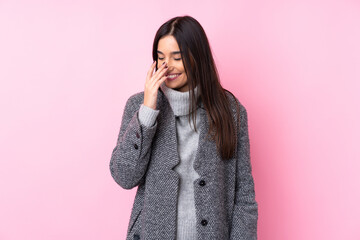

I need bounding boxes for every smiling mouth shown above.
[166,73,182,80]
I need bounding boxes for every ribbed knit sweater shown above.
[137,81,201,239]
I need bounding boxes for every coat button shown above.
[136,132,140,138]
[199,180,206,186]
[201,219,208,226]
[134,144,138,149]
[133,234,140,240]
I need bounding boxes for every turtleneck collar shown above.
[159,81,201,116]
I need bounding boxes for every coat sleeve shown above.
[109,96,159,190]
[229,103,259,240]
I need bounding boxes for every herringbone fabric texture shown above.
[110,88,258,239]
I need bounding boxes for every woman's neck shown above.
[159,82,200,116]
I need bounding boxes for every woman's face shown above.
[157,35,189,92]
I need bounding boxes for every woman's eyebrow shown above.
[157,50,181,55]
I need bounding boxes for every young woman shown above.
[110,15,258,240]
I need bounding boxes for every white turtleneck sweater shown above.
[137,81,201,239]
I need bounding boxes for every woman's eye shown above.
[158,57,181,61]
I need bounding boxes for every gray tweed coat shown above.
[109,87,258,240]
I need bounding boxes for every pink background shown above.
[1,0,359,239]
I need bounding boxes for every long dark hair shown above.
[152,15,241,161]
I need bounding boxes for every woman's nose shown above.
[165,65,172,71]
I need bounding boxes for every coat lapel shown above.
[140,88,224,239]
[157,87,213,176]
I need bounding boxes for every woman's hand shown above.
[144,61,168,110]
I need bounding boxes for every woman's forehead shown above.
[157,36,181,54]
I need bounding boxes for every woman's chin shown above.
[165,79,177,86]
[166,81,189,92]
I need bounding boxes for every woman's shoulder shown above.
[223,89,249,135]
[223,89,247,112]
[126,91,144,104]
